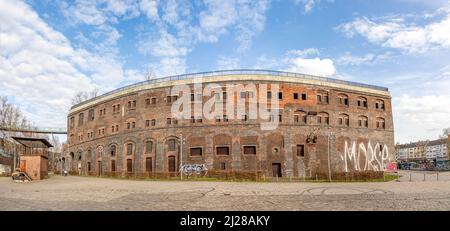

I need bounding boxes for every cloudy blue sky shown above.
[1,0,450,143]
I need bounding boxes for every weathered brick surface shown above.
[66,76,394,177]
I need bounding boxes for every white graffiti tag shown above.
[180,164,208,175]
[340,140,390,172]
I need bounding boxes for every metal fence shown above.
[71,69,389,110]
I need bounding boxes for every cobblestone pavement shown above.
[1,171,450,211]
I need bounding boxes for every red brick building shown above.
[66,70,394,178]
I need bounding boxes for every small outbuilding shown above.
[12,136,53,180]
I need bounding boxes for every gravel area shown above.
[1,171,449,211]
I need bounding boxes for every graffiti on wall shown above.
[180,164,208,175]
[340,140,390,172]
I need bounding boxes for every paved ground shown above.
[1,171,450,211]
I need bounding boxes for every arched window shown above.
[337,94,349,106]
[126,143,133,155]
[357,97,368,108]
[294,111,307,124]
[168,139,176,151]
[338,113,349,127]
[316,91,329,104]
[358,115,369,128]
[110,145,116,157]
[317,112,329,125]
[376,117,385,129]
[375,99,385,110]
[146,141,153,153]
[70,152,74,159]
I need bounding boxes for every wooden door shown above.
[127,159,132,173]
[98,161,102,176]
[111,160,116,172]
[20,160,26,172]
[272,163,282,177]
[145,157,152,172]
[168,156,175,172]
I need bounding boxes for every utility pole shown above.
[327,128,332,182]
[180,134,183,180]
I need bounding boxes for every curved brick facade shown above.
[66,70,394,177]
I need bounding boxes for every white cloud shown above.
[136,0,270,77]
[335,52,394,66]
[286,57,336,77]
[337,6,450,53]
[0,0,125,127]
[286,48,320,57]
[139,0,159,21]
[254,49,337,77]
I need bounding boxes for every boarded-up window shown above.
[216,146,229,155]
[146,141,153,153]
[243,146,256,155]
[127,159,132,173]
[168,139,176,151]
[190,148,202,156]
[145,157,152,172]
[297,145,305,157]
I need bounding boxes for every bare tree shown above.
[439,128,450,139]
[144,68,155,81]
[71,88,99,105]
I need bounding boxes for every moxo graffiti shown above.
[340,140,390,172]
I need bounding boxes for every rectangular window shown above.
[111,160,116,172]
[168,140,176,151]
[302,93,307,100]
[127,143,133,155]
[294,115,299,123]
[146,120,150,127]
[167,96,172,103]
[243,146,256,155]
[293,93,298,100]
[216,146,230,155]
[267,91,272,99]
[128,101,131,108]
[297,145,305,157]
[191,93,195,101]
[146,98,150,105]
[115,125,119,131]
[146,142,152,153]
[302,115,307,123]
[190,147,202,156]
[151,98,156,104]
[324,95,329,103]
[132,122,135,128]
[278,92,283,99]
[127,122,130,129]
[240,92,246,98]
[167,118,171,124]
[220,162,226,170]
[339,118,343,125]
[151,119,156,126]
[172,95,178,101]
[191,116,195,123]
[223,92,227,100]
[278,114,282,122]
[317,95,322,102]
[132,100,136,107]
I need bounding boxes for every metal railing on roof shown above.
[71,69,389,110]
